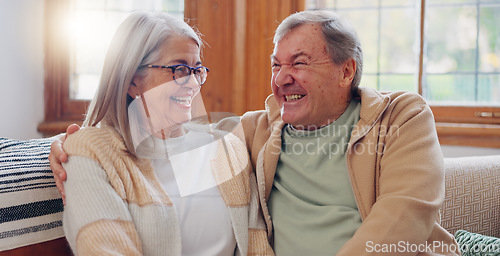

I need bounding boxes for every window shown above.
[39,0,184,136]
[70,0,183,100]
[69,0,184,100]
[306,0,500,147]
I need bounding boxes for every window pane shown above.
[427,0,477,4]
[360,74,377,89]
[379,75,416,92]
[71,9,108,100]
[70,0,184,100]
[380,0,416,7]
[162,0,184,16]
[426,74,476,104]
[75,0,106,9]
[426,5,477,73]
[336,0,379,9]
[380,7,418,73]
[74,75,100,99]
[425,1,500,106]
[308,0,416,9]
[306,0,334,10]
[478,6,500,73]
[478,74,500,104]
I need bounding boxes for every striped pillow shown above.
[0,137,64,251]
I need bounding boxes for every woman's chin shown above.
[172,113,192,124]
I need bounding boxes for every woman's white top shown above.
[142,130,236,256]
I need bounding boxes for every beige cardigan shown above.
[240,87,460,255]
[62,125,273,256]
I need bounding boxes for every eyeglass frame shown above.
[140,64,210,85]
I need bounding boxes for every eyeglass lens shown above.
[174,65,208,85]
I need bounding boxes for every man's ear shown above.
[340,58,356,88]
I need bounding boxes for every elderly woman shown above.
[60,12,272,255]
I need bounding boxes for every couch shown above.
[0,137,499,255]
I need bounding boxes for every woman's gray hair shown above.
[274,10,363,96]
[83,11,203,155]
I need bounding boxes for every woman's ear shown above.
[127,76,141,98]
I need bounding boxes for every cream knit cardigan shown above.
[62,125,273,256]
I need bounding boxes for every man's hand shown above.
[49,124,81,204]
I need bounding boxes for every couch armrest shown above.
[441,155,500,238]
[0,137,65,252]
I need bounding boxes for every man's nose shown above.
[274,65,294,87]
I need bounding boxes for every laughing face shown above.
[128,36,203,138]
[271,23,355,130]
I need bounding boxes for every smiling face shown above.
[128,35,203,137]
[271,23,355,130]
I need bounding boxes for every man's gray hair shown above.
[274,10,363,96]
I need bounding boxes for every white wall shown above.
[0,0,44,139]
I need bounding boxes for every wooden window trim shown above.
[432,106,500,148]
[39,0,86,137]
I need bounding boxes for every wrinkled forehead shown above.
[272,23,326,61]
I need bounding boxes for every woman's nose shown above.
[183,73,202,89]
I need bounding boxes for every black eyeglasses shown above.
[142,64,209,85]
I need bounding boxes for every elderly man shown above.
[51,10,459,256]
[239,10,459,255]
